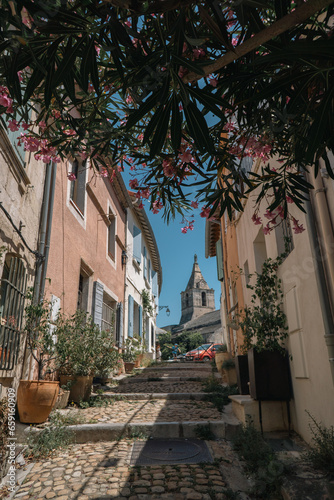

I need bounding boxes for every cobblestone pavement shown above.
[14,440,232,500]
[57,399,222,424]
[107,381,204,394]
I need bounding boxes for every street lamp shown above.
[159,305,170,316]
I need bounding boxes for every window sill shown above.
[133,258,141,271]
[69,199,84,219]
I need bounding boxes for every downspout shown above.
[305,168,334,384]
[34,162,52,303]
[39,161,57,300]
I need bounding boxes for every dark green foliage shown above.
[202,376,238,412]
[195,423,215,441]
[304,412,334,477]
[25,414,75,460]
[159,330,204,360]
[232,422,285,498]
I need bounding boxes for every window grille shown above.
[0,254,27,370]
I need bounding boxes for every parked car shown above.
[185,343,225,362]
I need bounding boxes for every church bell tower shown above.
[179,254,215,324]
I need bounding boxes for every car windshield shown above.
[196,344,211,351]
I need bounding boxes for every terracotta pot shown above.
[124,362,135,374]
[17,380,59,424]
[59,375,93,403]
[134,354,143,368]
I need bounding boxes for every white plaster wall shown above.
[125,208,158,354]
[235,159,334,442]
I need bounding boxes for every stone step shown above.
[119,376,203,384]
[25,414,240,443]
[92,392,214,400]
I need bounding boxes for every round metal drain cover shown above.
[141,439,201,461]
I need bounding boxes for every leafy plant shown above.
[25,416,74,460]
[56,310,120,377]
[141,289,154,317]
[49,411,85,426]
[195,423,215,441]
[304,411,334,476]
[222,359,235,370]
[23,290,60,380]
[121,336,142,363]
[202,376,238,412]
[217,344,227,353]
[239,252,289,354]
[232,421,285,497]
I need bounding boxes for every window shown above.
[202,292,207,306]
[69,159,86,215]
[253,229,268,273]
[108,209,116,260]
[186,293,189,307]
[77,271,90,312]
[0,254,27,370]
[133,225,141,264]
[216,239,224,281]
[101,292,116,338]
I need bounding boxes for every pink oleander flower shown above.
[67,172,77,181]
[193,48,205,59]
[208,75,218,87]
[292,218,305,234]
[22,135,40,152]
[264,210,275,220]
[200,207,211,218]
[8,119,19,132]
[52,109,61,119]
[263,224,272,235]
[223,122,235,132]
[141,188,151,199]
[138,202,144,209]
[191,201,198,209]
[0,94,13,109]
[181,227,188,234]
[100,168,109,178]
[178,66,188,78]
[137,133,144,142]
[152,200,163,214]
[38,120,47,130]
[129,178,139,189]
[251,213,262,225]
[22,122,30,130]
[95,44,101,56]
[126,95,133,105]
[163,159,176,178]
[188,223,194,230]
[179,150,193,163]
[286,196,294,204]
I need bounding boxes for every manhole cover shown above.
[131,438,213,466]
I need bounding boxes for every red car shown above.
[185,343,224,362]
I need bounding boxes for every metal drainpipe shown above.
[39,161,57,301]
[34,162,52,303]
[304,181,334,384]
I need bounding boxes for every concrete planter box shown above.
[215,352,231,375]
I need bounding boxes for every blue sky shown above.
[145,207,221,328]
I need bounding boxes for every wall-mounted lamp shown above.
[121,250,128,266]
[159,305,170,317]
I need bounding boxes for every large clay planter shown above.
[215,352,231,375]
[59,375,93,403]
[248,348,291,400]
[17,380,59,424]
[222,367,238,386]
[124,362,135,373]
[134,354,143,368]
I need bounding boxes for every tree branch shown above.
[184,0,334,83]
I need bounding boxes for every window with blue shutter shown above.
[148,259,151,283]
[133,225,141,264]
[128,295,134,338]
[152,271,158,297]
[216,240,224,281]
[143,246,147,279]
[92,281,104,328]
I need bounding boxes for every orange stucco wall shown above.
[45,162,126,315]
[221,216,245,354]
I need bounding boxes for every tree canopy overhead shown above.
[0,0,333,228]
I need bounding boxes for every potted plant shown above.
[134,334,146,368]
[221,358,237,386]
[122,336,141,373]
[239,252,291,401]
[17,292,60,424]
[56,310,120,402]
[215,344,230,373]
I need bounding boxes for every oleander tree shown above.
[0,0,333,231]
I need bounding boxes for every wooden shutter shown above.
[216,240,224,281]
[116,302,123,346]
[92,281,104,328]
[133,225,141,263]
[128,295,134,338]
[138,305,142,338]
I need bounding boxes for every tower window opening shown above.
[202,292,206,306]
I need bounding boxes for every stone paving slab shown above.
[56,399,222,424]
[9,440,233,499]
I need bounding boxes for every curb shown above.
[24,419,241,443]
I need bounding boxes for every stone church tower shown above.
[180,254,215,324]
